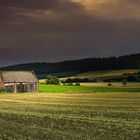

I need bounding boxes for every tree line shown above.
[0,53,140,78]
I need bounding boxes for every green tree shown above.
[122,79,127,87]
[46,75,60,85]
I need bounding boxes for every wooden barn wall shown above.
[4,83,38,93]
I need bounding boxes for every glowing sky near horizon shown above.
[0,0,140,66]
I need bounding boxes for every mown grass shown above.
[0,92,140,139]
[81,82,140,88]
[39,84,140,93]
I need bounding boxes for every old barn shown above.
[0,71,38,93]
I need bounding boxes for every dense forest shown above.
[0,53,140,78]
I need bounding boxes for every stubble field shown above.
[0,92,140,140]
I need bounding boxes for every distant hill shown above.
[0,53,140,79]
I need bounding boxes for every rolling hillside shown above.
[0,53,140,79]
[63,69,139,79]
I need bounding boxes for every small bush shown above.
[0,88,5,93]
[67,83,74,86]
[75,83,80,86]
[136,71,140,74]
[127,75,136,82]
[62,83,66,86]
[108,83,112,86]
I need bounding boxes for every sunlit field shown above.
[39,83,140,93]
[0,91,140,139]
[80,82,140,88]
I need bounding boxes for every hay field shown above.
[0,92,140,140]
[81,82,140,88]
[60,69,139,81]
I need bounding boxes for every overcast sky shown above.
[0,0,140,66]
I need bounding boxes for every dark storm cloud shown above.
[0,0,83,13]
[0,0,140,66]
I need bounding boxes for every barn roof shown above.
[0,71,38,83]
